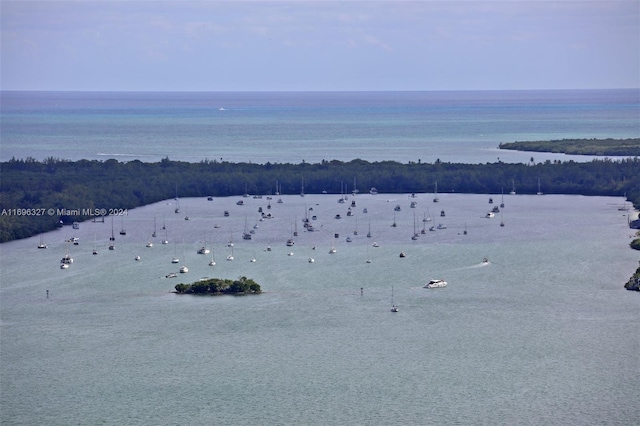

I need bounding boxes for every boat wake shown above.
[464,260,491,269]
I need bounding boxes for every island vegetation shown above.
[174,276,262,295]
[1,155,639,243]
[498,138,640,156]
[624,264,640,292]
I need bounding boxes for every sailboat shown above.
[174,184,181,213]
[179,239,188,273]
[108,217,115,250]
[109,217,115,241]
[390,286,399,312]
[276,181,283,203]
[152,216,157,237]
[226,244,234,261]
[510,179,516,195]
[411,212,419,240]
[171,242,180,263]
[329,232,337,254]
[365,246,372,263]
[367,219,372,238]
[37,235,47,249]
[500,188,505,208]
[92,234,98,255]
[286,222,295,246]
[198,232,210,254]
[433,181,439,203]
[209,240,216,266]
[120,216,126,235]
[537,178,543,195]
[300,177,305,197]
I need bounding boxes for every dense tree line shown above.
[499,138,640,156]
[1,155,639,242]
[175,276,262,295]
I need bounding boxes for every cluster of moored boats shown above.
[48,188,497,284]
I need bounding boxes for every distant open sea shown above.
[1,89,638,164]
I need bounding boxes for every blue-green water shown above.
[1,193,638,425]
[1,89,638,164]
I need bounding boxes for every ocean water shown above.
[1,90,640,425]
[1,192,639,425]
[1,89,639,164]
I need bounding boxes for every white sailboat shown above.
[510,179,516,195]
[179,239,188,273]
[209,246,217,266]
[37,235,47,249]
[171,242,180,264]
[537,178,543,195]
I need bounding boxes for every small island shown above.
[625,264,640,292]
[499,138,640,156]
[175,276,262,295]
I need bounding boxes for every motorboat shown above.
[424,279,448,289]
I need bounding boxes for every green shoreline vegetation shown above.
[624,263,640,291]
[174,276,262,295]
[2,155,639,243]
[499,138,640,156]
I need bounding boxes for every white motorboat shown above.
[424,279,448,289]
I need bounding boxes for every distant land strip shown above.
[499,138,640,156]
[1,156,639,243]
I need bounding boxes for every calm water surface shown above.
[1,193,638,425]
[1,89,638,164]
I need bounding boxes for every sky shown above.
[1,0,639,91]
